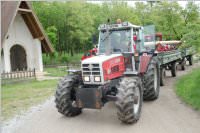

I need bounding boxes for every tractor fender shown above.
[139,54,153,74]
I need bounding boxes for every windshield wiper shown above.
[101,31,113,42]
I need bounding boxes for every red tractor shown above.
[55,22,160,124]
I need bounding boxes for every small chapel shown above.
[1,1,53,73]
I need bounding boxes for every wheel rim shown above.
[72,101,77,107]
[133,86,140,114]
[154,66,158,92]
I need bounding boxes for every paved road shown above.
[3,62,200,133]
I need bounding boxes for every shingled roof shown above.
[1,1,54,53]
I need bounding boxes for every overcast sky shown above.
[87,0,200,8]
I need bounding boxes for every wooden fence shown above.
[1,69,36,80]
[44,63,80,68]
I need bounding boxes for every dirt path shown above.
[2,62,200,133]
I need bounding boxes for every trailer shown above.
[158,47,195,86]
[181,47,195,66]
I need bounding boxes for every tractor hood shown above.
[82,54,122,64]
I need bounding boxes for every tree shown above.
[46,26,58,49]
[32,0,200,56]
[181,23,200,52]
[181,2,199,25]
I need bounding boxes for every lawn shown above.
[2,79,58,121]
[44,67,68,77]
[176,68,200,110]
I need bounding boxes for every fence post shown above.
[34,68,36,80]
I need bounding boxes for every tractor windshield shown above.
[98,29,131,54]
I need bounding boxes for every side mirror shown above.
[133,35,137,41]
[133,35,141,42]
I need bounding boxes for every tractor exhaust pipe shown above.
[105,19,111,56]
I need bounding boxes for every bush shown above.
[42,53,82,65]
[60,55,69,63]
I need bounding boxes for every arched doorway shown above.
[10,45,27,71]
[1,49,5,73]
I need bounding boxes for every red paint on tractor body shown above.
[102,56,125,81]
[139,54,152,73]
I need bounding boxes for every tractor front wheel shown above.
[116,77,143,124]
[55,74,82,117]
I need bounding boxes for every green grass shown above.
[2,79,58,121]
[44,67,68,77]
[176,68,200,110]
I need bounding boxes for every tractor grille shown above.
[82,64,100,75]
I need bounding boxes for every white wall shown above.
[2,13,43,72]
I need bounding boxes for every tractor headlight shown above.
[83,76,90,82]
[94,76,101,82]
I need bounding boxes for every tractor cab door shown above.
[133,25,156,53]
[143,25,156,52]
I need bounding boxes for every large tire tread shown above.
[116,77,143,124]
[143,57,160,101]
[55,75,82,117]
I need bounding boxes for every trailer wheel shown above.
[55,74,82,117]
[143,58,160,101]
[160,67,166,86]
[188,55,193,66]
[171,62,177,77]
[116,77,143,124]
[181,59,186,70]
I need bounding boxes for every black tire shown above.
[143,58,160,101]
[116,77,143,124]
[160,67,166,86]
[181,63,185,71]
[55,74,82,117]
[181,58,186,70]
[171,62,177,77]
[188,55,193,66]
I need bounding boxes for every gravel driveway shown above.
[2,62,200,133]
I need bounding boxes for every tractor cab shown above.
[98,22,156,55]
[96,22,156,74]
[98,22,142,54]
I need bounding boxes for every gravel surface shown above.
[2,62,200,133]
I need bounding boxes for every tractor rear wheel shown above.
[116,77,143,124]
[143,58,160,101]
[160,67,166,86]
[55,74,82,117]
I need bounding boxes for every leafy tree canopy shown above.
[32,1,200,55]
